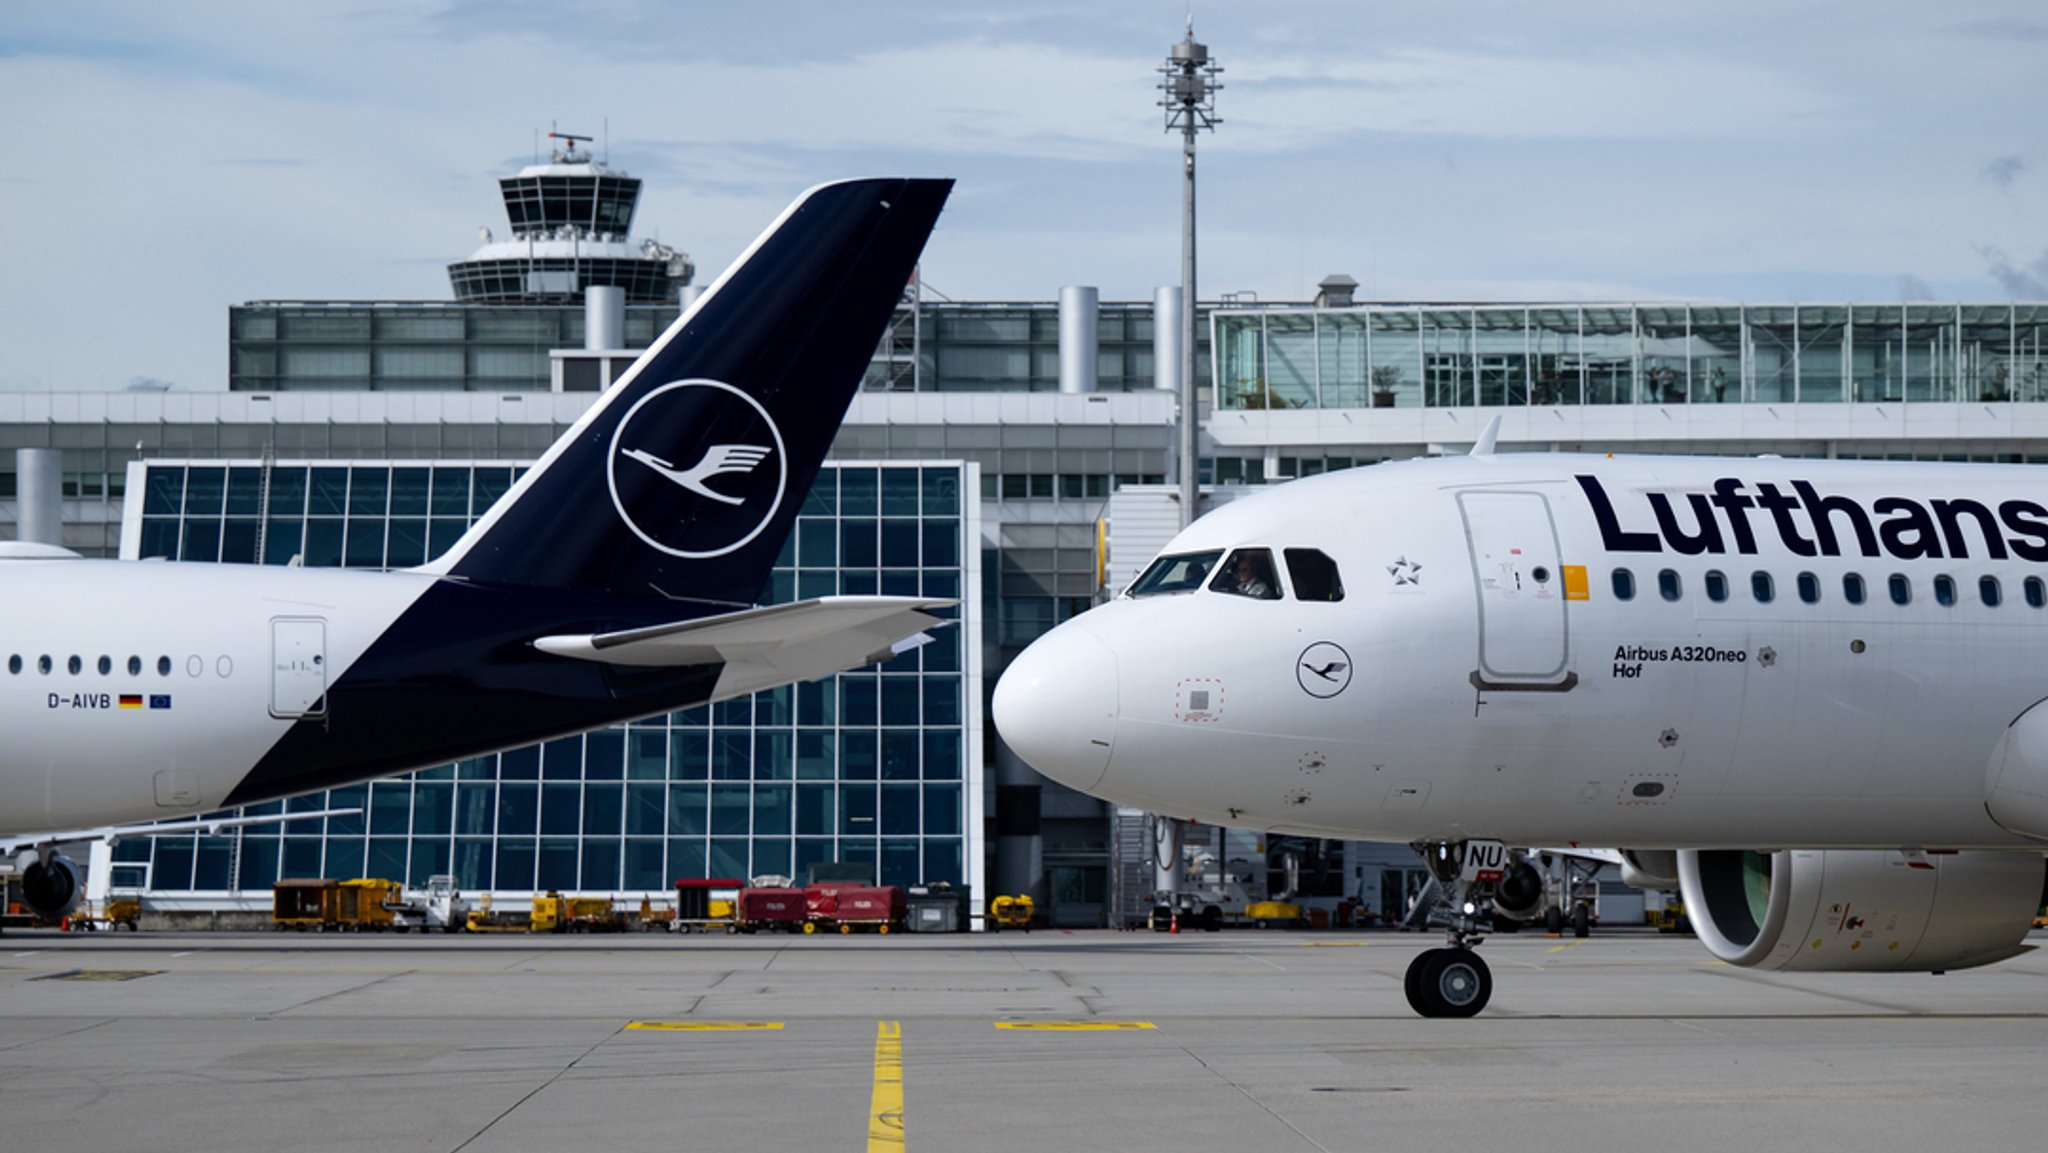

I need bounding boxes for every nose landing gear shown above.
[1404,946,1492,1017]
[1401,839,1506,1018]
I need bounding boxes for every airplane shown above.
[0,176,955,922]
[994,426,2048,1016]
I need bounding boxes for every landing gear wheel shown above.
[1571,904,1590,939]
[1404,948,1492,1018]
[1544,905,1563,934]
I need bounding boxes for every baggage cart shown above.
[672,878,744,934]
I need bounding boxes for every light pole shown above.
[1159,22,1222,529]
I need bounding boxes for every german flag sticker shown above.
[118,694,144,709]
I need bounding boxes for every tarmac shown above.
[2,926,2045,1152]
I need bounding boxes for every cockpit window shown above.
[1283,548,1344,602]
[1127,549,1224,597]
[1210,548,1282,600]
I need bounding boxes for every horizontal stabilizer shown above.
[534,596,952,696]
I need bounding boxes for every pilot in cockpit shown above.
[1213,549,1281,600]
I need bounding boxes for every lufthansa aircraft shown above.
[1,177,954,921]
[995,433,2048,1016]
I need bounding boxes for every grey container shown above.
[904,895,962,933]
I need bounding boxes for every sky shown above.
[2,1,2044,392]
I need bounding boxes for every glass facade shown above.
[229,301,1207,394]
[231,304,684,392]
[115,460,982,900]
[1214,304,2048,410]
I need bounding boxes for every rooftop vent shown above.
[1315,274,1359,308]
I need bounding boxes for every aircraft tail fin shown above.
[420,177,954,606]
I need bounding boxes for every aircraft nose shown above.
[993,618,1119,792]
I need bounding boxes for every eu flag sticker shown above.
[149,695,172,710]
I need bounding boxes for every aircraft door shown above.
[271,617,328,719]
[1458,492,1573,689]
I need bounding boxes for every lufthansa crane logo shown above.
[607,379,788,559]
[1297,641,1352,699]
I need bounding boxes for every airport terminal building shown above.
[6,148,2047,927]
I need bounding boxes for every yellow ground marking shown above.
[869,1020,904,1151]
[30,969,160,982]
[1546,941,1584,953]
[625,1021,783,1031]
[994,1021,1156,1031]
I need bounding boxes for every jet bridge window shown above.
[1127,549,1224,597]
[1210,548,1282,600]
[1283,548,1344,602]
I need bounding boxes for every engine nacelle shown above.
[1677,848,2044,971]
[17,853,84,920]
[1618,849,1680,890]
[1492,860,1545,921]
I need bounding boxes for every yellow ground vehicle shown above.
[563,896,628,932]
[337,879,401,931]
[1645,896,1691,934]
[67,897,142,931]
[1243,900,1304,929]
[465,892,570,933]
[636,897,676,932]
[988,894,1034,931]
[273,879,342,930]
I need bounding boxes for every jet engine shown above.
[1676,849,2046,971]
[17,853,84,920]
[1491,859,1546,922]
[1618,849,1680,890]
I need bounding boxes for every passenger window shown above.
[157,655,172,676]
[1889,574,1911,605]
[1704,570,1727,603]
[97,655,111,676]
[1843,573,1866,604]
[2028,577,2046,609]
[67,655,82,675]
[1283,548,1344,602]
[1211,548,1282,600]
[128,655,142,676]
[1933,575,1956,607]
[38,655,52,675]
[6,654,18,675]
[1981,576,2002,607]
[1657,569,1681,602]
[1751,571,1774,603]
[1127,550,1224,597]
[1796,572,1820,604]
[1612,568,1635,601]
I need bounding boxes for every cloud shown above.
[1897,274,1935,301]
[1976,245,2048,297]
[1944,17,2048,43]
[1983,155,2025,188]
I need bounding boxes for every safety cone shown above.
[1170,910,1179,934]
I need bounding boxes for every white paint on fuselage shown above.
[996,454,2048,850]
[0,559,433,833]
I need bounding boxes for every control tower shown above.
[447,131,694,303]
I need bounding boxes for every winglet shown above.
[1470,414,1503,457]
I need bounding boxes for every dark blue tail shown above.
[427,177,952,606]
